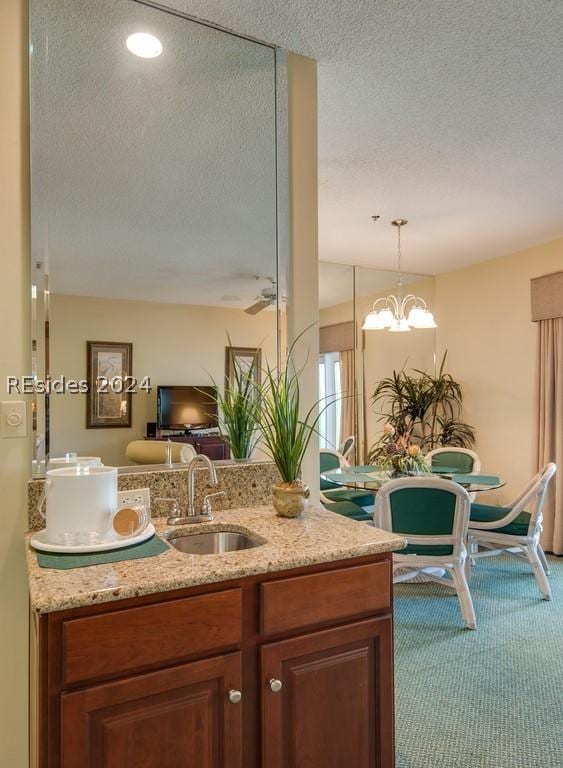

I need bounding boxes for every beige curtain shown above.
[340,350,355,461]
[534,318,563,554]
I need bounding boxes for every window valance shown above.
[319,321,355,353]
[531,271,563,322]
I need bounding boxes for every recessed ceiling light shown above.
[126,32,163,59]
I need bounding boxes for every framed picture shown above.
[225,346,262,389]
[86,341,133,428]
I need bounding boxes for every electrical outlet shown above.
[118,488,151,511]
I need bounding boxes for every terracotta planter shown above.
[271,481,310,518]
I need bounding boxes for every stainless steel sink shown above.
[167,529,264,555]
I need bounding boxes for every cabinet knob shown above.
[269,678,283,693]
[228,689,242,704]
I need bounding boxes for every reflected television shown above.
[157,386,218,430]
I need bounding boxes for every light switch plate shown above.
[1,400,27,438]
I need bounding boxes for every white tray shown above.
[30,523,156,554]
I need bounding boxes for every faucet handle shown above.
[201,491,226,516]
[154,497,182,525]
[154,496,179,513]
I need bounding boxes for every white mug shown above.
[38,466,121,544]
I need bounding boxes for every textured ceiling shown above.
[319,262,427,309]
[32,0,278,306]
[173,0,563,274]
[34,0,563,311]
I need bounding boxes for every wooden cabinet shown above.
[60,653,242,768]
[261,618,393,768]
[33,554,394,768]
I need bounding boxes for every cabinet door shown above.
[261,617,393,768]
[61,652,242,768]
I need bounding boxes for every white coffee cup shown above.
[38,466,119,544]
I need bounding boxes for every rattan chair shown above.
[375,476,476,629]
[468,463,556,600]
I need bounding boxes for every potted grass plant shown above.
[208,347,260,460]
[256,337,327,518]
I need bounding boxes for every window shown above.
[318,351,342,449]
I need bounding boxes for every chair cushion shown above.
[389,487,457,535]
[320,453,341,490]
[401,544,454,556]
[323,500,372,523]
[431,451,474,473]
[323,489,375,508]
[470,503,531,536]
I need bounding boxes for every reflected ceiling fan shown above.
[244,277,278,315]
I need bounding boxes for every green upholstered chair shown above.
[375,476,476,629]
[425,447,481,474]
[426,447,481,502]
[426,447,481,475]
[320,450,375,509]
[468,463,556,600]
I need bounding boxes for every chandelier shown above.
[362,218,437,332]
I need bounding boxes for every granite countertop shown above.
[26,505,405,614]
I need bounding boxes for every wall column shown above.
[286,53,319,503]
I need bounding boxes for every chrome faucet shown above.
[167,454,226,525]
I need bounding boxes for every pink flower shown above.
[383,423,395,436]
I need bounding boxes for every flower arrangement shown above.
[369,422,431,475]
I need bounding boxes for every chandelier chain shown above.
[362,217,437,332]
[396,222,403,296]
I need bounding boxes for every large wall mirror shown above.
[319,262,436,465]
[30,0,286,475]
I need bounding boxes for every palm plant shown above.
[368,352,474,464]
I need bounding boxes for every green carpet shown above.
[394,554,563,768]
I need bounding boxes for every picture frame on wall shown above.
[225,346,262,388]
[86,341,133,428]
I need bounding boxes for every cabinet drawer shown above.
[62,589,242,685]
[261,561,390,636]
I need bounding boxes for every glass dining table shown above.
[321,465,505,496]
[321,465,505,581]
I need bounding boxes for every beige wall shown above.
[49,294,278,465]
[434,238,563,503]
[0,1,30,766]
[320,277,436,460]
